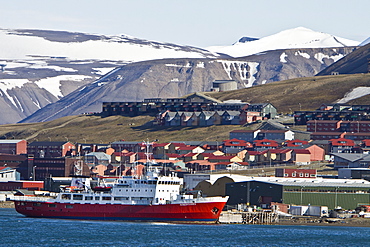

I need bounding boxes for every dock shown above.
[219,211,279,224]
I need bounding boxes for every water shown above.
[2,208,369,247]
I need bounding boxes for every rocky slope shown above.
[317,42,370,75]
[21,46,356,123]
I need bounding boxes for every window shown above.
[73,194,83,200]
[65,205,73,208]
[61,194,71,200]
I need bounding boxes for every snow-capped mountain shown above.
[207,27,360,58]
[0,27,361,124]
[0,29,219,61]
[0,28,222,124]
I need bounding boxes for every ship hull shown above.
[14,200,226,223]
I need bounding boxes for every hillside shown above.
[205,73,370,113]
[317,42,370,75]
[0,115,249,144]
[2,73,370,143]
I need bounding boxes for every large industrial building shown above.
[189,174,370,210]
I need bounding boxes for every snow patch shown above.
[196,62,205,68]
[93,67,116,75]
[246,62,259,87]
[295,51,310,59]
[217,60,259,87]
[314,53,344,64]
[35,75,91,98]
[280,52,288,63]
[223,99,244,103]
[337,87,370,103]
[165,63,192,68]
[0,79,29,108]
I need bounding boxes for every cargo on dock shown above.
[219,211,278,224]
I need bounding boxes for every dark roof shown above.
[29,141,68,146]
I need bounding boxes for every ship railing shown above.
[12,196,52,202]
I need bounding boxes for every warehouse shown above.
[224,177,370,210]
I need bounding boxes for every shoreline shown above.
[2,202,369,227]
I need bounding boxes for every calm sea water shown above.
[1,208,369,247]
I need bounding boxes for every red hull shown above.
[14,201,226,223]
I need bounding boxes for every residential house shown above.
[180,112,195,126]
[110,141,140,153]
[207,155,242,164]
[28,141,75,158]
[310,132,344,140]
[307,120,341,132]
[240,111,262,124]
[246,103,277,119]
[176,146,205,155]
[222,138,253,153]
[253,139,279,151]
[113,151,136,164]
[222,111,242,125]
[268,149,292,164]
[0,140,27,155]
[360,139,370,153]
[0,166,20,181]
[186,160,217,171]
[182,153,201,162]
[0,154,29,180]
[199,111,216,126]
[85,152,111,167]
[164,112,181,126]
[285,139,309,147]
[305,145,325,161]
[329,138,356,153]
[291,149,311,165]
[244,151,267,165]
[229,130,261,142]
[256,130,294,141]
[343,132,370,141]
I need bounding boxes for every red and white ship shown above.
[13,167,228,223]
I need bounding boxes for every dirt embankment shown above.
[0,201,14,208]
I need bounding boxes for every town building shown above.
[0,140,27,154]
[28,141,76,158]
[275,168,317,178]
[0,166,20,181]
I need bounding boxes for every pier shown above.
[219,211,279,224]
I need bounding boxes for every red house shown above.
[253,139,279,151]
[329,138,356,153]
[285,139,309,147]
[275,168,317,178]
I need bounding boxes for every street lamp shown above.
[33,166,37,181]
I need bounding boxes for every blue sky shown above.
[0,0,368,47]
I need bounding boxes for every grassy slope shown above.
[0,115,251,143]
[1,73,369,143]
[205,73,370,113]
